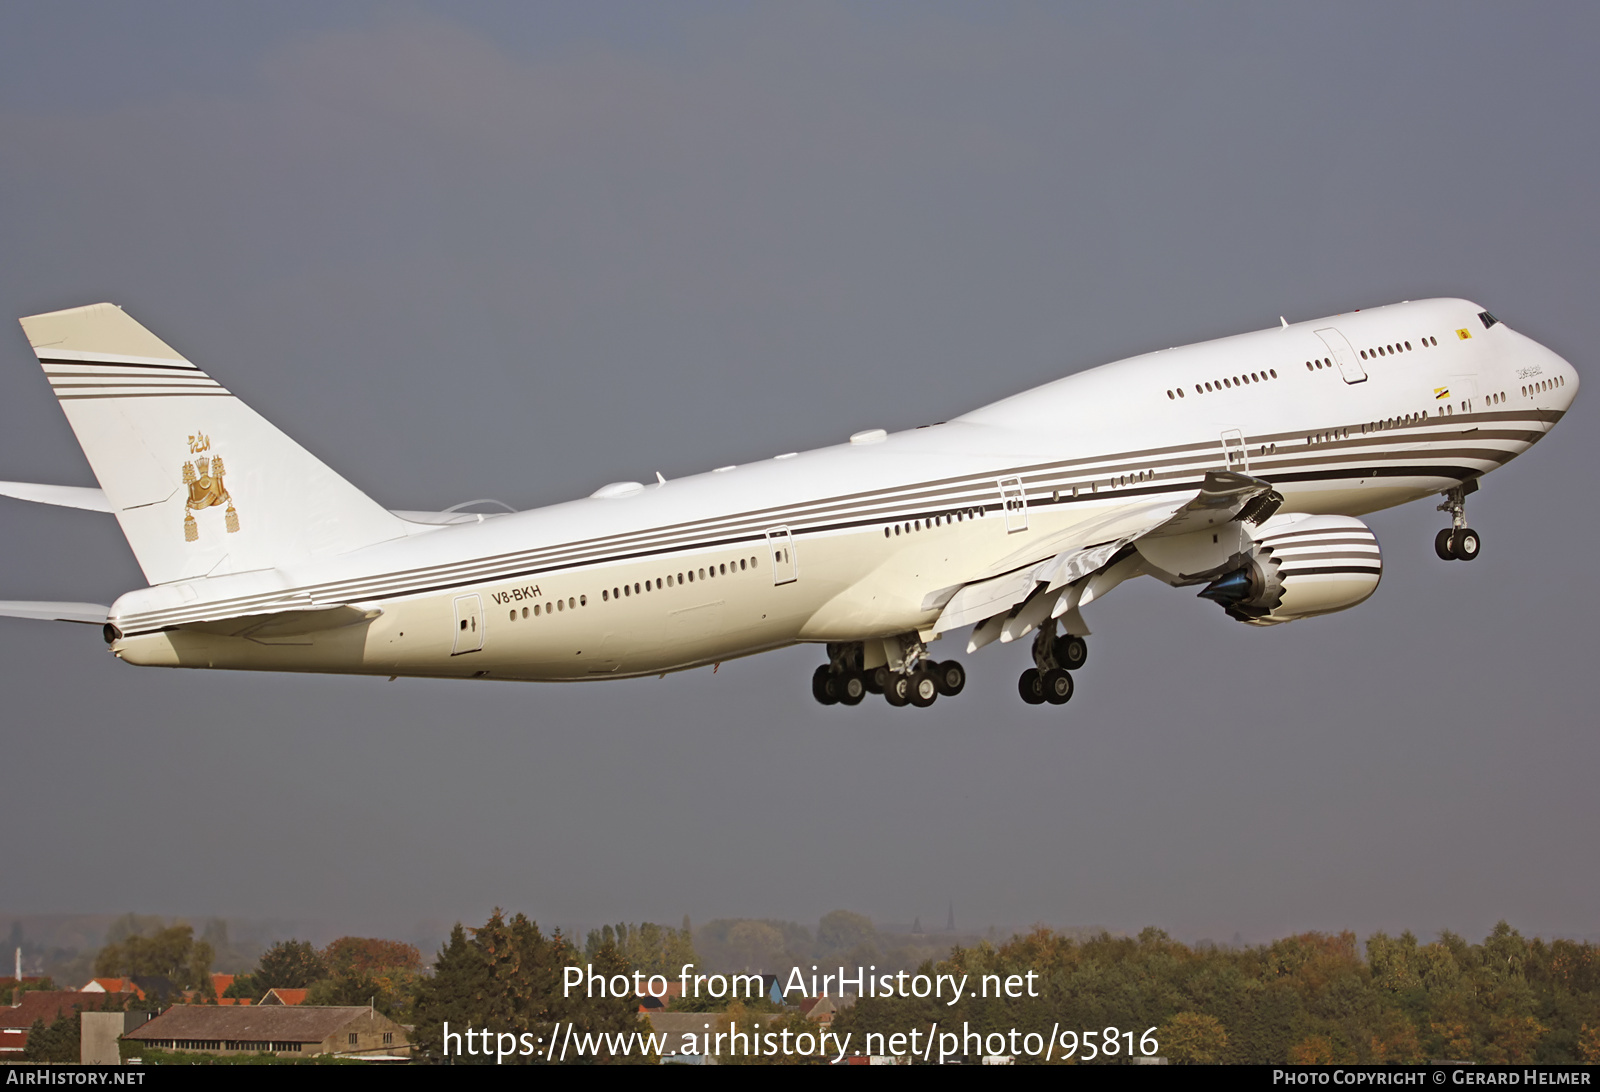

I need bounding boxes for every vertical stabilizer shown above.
[20,303,406,585]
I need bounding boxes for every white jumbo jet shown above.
[0,299,1579,707]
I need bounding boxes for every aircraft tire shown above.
[866,666,886,695]
[838,671,866,706]
[812,664,839,705]
[1043,668,1075,705]
[884,674,911,707]
[934,660,966,697]
[909,669,939,707]
[1452,527,1481,561]
[1057,635,1088,671]
[1018,668,1046,705]
[1434,528,1456,561]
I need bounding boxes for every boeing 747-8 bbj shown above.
[0,298,1578,707]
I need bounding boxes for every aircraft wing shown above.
[929,471,1282,650]
[0,600,110,624]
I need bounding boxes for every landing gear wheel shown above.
[1434,528,1456,561]
[812,664,838,705]
[1451,527,1481,561]
[1057,635,1088,671]
[837,671,866,706]
[884,674,911,707]
[865,667,886,695]
[908,669,939,707]
[934,660,966,697]
[1042,668,1075,705]
[1018,668,1046,705]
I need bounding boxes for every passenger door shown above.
[451,593,484,654]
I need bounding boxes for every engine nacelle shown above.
[1198,513,1382,626]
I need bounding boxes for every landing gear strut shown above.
[1435,481,1482,562]
[812,638,965,709]
[1018,624,1084,707]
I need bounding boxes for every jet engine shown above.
[1198,513,1382,625]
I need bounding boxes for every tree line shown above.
[832,923,1600,1064]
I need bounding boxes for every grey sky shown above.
[2,3,1595,946]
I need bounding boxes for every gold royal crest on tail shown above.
[180,432,240,541]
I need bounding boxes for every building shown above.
[1,991,133,1056]
[80,977,177,1002]
[124,1004,410,1060]
[258,987,309,1006]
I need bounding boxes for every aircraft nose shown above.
[1549,348,1579,409]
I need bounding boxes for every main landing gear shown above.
[1018,624,1086,707]
[1434,481,1482,562]
[811,639,966,709]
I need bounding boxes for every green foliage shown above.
[93,920,213,992]
[583,922,698,979]
[411,909,652,1065]
[0,977,55,1006]
[816,911,877,959]
[254,939,327,990]
[832,924,1600,1064]
[21,1005,95,1064]
[306,937,424,1017]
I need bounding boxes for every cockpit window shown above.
[1479,311,1500,329]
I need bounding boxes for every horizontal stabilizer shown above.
[0,481,113,512]
[0,600,109,624]
[0,482,509,527]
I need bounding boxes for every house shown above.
[124,1005,409,1059]
[0,990,132,1055]
[258,987,309,1006]
[797,993,855,1026]
[643,1012,715,1064]
[81,977,177,1002]
[211,974,252,1005]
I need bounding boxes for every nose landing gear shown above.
[1435,481,1482,562]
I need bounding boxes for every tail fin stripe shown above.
[50,379,226,390]
[53,387,235,395]
[47,367,219,378]
[39,357,202,372]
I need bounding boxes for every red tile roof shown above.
[260,988,309,1006]
[0,991,128,1033]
